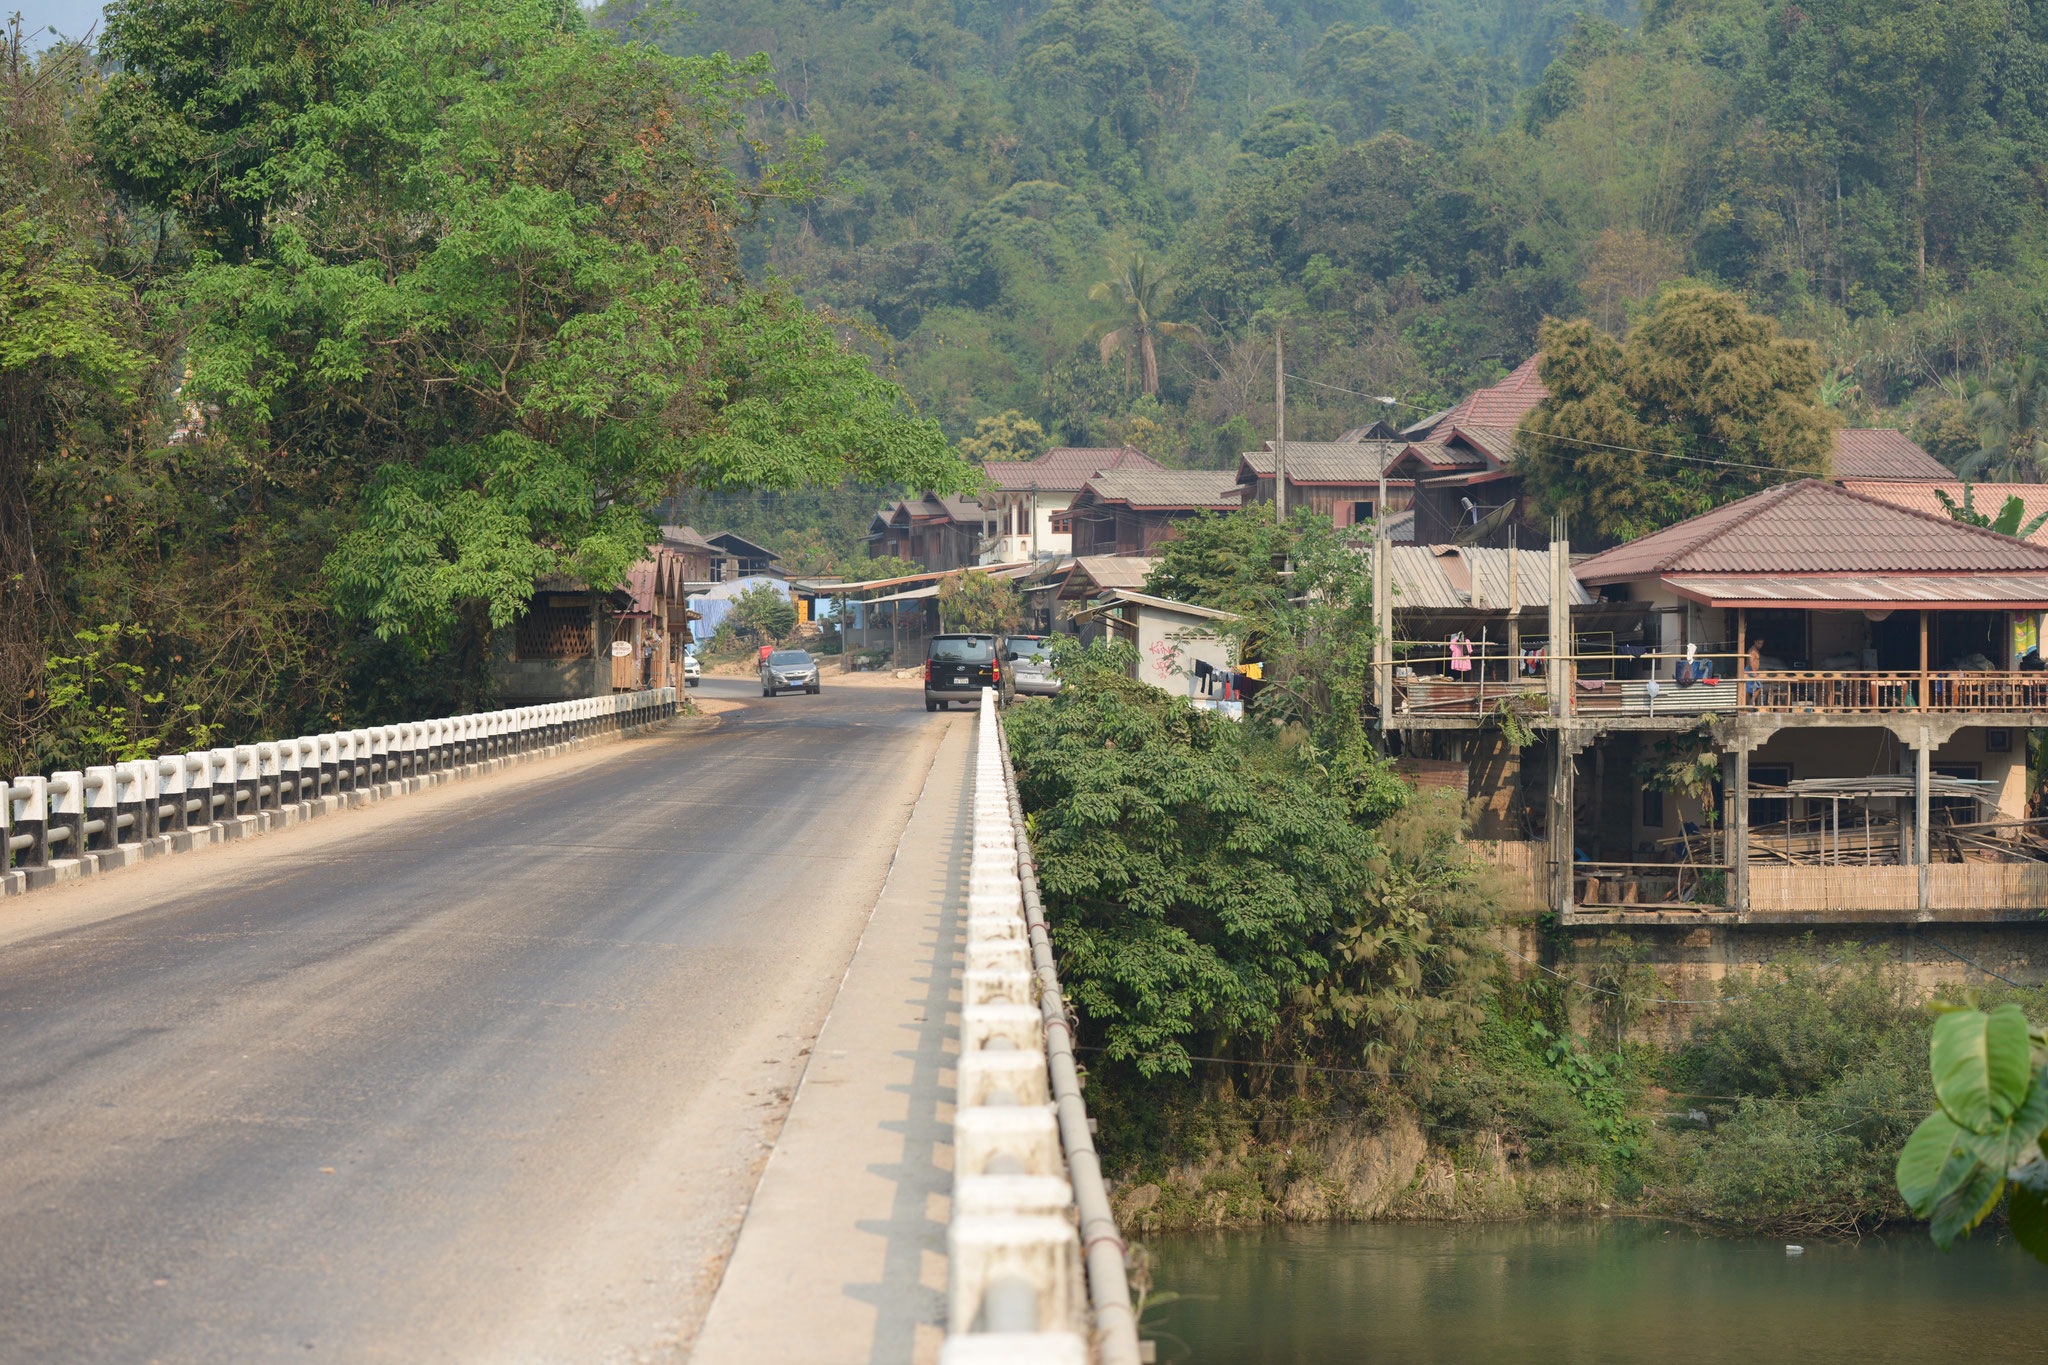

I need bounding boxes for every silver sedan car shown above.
[1006,635,1060,695]
[760,648,821,696]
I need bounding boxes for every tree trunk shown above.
[1140,328,1159,395]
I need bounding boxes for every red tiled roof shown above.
[1829,428,1951,481]
[1575,479,2048,583]
[984,446,1163,491]
[1840,482,2048,546]
[1423,357,1547,440]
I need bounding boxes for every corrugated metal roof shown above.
[1076,469,1242,510]
[1830,428,1950,481]
[1840,481,2048,546]
[1667,573,2048,607]
[1386,545,1592,612]
[660,523,719,553]
[984,446,1162,491]
[1239,442,1410,482]
[1575,480,2048,582]
[1080,588,1239,622]
[1071,555,1157,589]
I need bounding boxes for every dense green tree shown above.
[1967,357,2048,482]
[957,410,1048,462]
[936,569,1022,632]
[132,0,970,656]
[1518,289,1834,542]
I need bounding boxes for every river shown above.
[1144,1219,2048,1364]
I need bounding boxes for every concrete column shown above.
[12,775,49,867]
[1550,734,1577,916]
[83,766,117,851]
[1914,729,1932,915]
[1725,744,1750,916]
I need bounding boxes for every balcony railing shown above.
[1746,669,2048,712]
[1387,649,2048,720]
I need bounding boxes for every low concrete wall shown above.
[1495,919,2048,1046]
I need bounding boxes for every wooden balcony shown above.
[1390,662,2048,720]
[1745,669,2048,712]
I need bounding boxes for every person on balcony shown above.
[1745,639,1764,702]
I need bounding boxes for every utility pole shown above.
[1274,327,1287,524]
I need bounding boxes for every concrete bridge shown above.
[0,679,1135,1362]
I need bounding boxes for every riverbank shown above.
[1113,1110,1608,1235]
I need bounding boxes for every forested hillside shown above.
[616,0,2048,472]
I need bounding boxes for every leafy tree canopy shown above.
[937,568,1022,633]
[1517,288,1834,543]
[119,0,970,651]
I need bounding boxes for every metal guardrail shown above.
[941,687,1141,1365]
[2,690,678,894]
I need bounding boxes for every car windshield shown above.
[768,651,812,666]
[1011,636,1050,659]
[929,637,995,663]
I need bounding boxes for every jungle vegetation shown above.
[616,0,2048,487]
[1,0,969,772]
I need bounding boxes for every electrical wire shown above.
[1281,371,1812,479]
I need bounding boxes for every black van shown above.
[924,633,1014,711]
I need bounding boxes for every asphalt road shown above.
[0,673,951,1364]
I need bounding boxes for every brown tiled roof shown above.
[1422,357,1547,439]
[1239,442,1412,482]
[983,446,1163,491]
[1575,479,2048,583]
[1075,469,1242,510]
[1444,426,1518,466]
[1829,428,1951,480]
[1841,481,2048,546]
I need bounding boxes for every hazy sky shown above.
[18,0,108,46]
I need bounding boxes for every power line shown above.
[1281,371,1813,479]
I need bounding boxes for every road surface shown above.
[0,674,947,1363]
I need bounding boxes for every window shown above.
[928,636,996,663]
[1748,764,1792,827]
[516,604,592,660]
[1641,788,1665,830]
[1352,500,1375,525]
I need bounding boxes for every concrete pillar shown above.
[1728,744,1749,916]
[1549,734,1577,916]
[83,766,117,851]
[1914,729,1932,914]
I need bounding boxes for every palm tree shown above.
[1087,254,1201,397]
[1967,356,2048,482]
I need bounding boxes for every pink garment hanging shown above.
[1450,635,1472,674]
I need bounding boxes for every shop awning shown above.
[1665,574,2048,610]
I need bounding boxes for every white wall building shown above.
[978,446,1163,563]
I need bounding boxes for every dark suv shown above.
[924,634,1013,711]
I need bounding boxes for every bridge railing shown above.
[942,686,1141,1365]
[2,689,678,895]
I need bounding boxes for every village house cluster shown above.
[834,360,2048,930]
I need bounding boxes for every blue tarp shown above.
[688,576,792,642]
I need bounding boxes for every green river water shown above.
[1145,1219,2047,1364]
